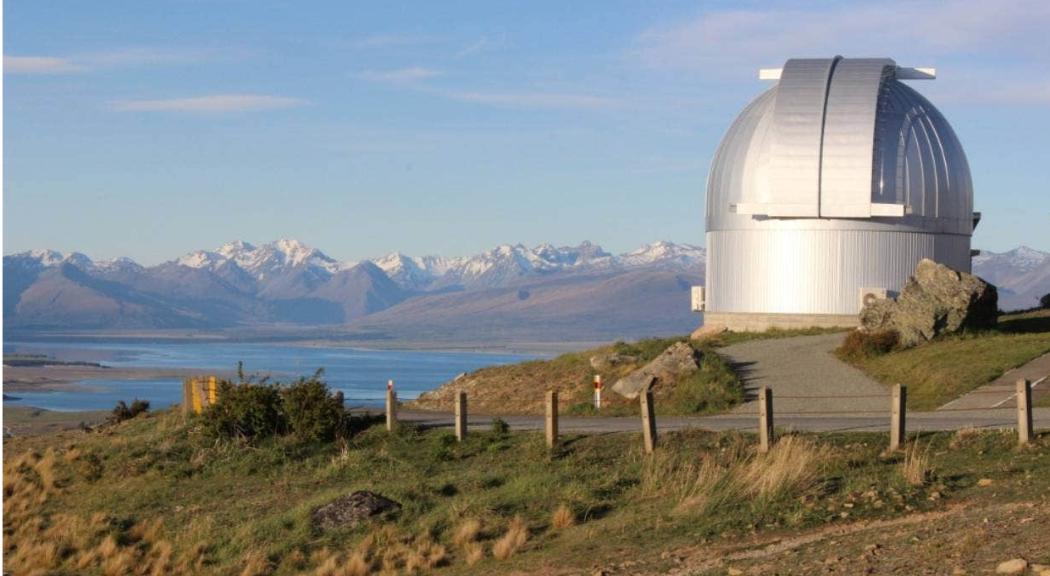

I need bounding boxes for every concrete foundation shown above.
[703,311,859,332]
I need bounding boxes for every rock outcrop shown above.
[311,491,402,532]
[860,259,998,348]
[611,341,700,399]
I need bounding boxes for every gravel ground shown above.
[720,333,891,415]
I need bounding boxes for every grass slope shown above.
[4,411,1049,575]
[411,328,843,417]
[846,309,1050,409]
[411,336,743,416]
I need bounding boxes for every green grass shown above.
[414,335,745,417]
[5,411,1049,575]
[844,309,1050,410]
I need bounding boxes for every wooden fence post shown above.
[640,389,657,454]
[1017,378,1033,446]
[455,391,468,442]
[182,378,193,415]
[890,384,907,451]
[386,380,397,432]
[759,386,774,453]
[546,390,558,449]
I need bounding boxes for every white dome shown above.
[707,57,973,236]
[702,57,976,328]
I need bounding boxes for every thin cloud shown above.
[456,34,508,58]
[111,94,307,113]
[442,89,621,111]
[354,34,438,48]
[357,67,443,84]
[632,0,1050,73]
[4,55,84,74]
[5,48,208,75]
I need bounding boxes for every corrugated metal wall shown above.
[706,229,970,315]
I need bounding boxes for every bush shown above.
[201,380,286,440]
[1040,293,1050,309]
[838,329,899,360]
[108,399,149,424]
[281,373,347,442]
[490,418,510,435]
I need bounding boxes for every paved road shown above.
[719,333,890,414]
[379,408,1050,434]
[941,352,1050,410]
[356,333,1050,435]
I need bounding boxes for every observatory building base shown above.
[704,312,859,332]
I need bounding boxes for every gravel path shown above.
[718,333,891,415]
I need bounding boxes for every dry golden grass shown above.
[737,435,826,499]
[464,541,484,566]
[452,518,482,547]
[550,504,575,530]
[492,515,528,560]
[949,426,982,449]
[901,443,931,487]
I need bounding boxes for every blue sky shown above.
[4,0,1049,264]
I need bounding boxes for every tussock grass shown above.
[492,516,528,560]
[737,436,827,499]
[900,443,932,487]
[550,504,575,530]
[5,410,1048,575]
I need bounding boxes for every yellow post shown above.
[208,376,218,406]
[191,378,203,414]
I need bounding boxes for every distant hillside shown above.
[4,239,705,343]
[972,246,1050,311]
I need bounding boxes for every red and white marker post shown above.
[593,375,602,410]
[386,379,397,431]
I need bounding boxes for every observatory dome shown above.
[702,57,976,330]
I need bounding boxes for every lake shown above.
[3,340,539,412]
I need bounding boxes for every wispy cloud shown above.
[111,94,307,113]
[5,47,208,75]
[456,34,508,58]
[356,67,443,84]
[632,0,1050,73]
[441,90,621,111]
[4,55,84,74]
[354,34,438,48]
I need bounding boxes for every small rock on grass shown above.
[727,568,744,576]
[977,478,994,487]
[995,558,1028,574]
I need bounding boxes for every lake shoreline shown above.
[2,365,226,393]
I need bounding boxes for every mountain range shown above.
[5,240,1047,344]
[3,239,706,343]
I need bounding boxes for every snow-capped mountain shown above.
[372,241,702,290]
[4,239,707,337]
[973,246,1050,310]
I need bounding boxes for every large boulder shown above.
[860,259,998,348]
[311,491,402,532]
[611,341,700,399]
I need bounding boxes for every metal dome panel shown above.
[703,56,975,324]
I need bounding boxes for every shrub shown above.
[1040,293,1050,309]
[201,380,286,440]
[490,418,510,435]
[281,373,346,442]
[108,399,149,424]
[838,329,899,360]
